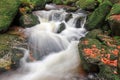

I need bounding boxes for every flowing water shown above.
[0,5,89,80]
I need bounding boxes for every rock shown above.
[75,17,86,28]
[108,3,120,17]
[57,23,66,33]
[108,15,120,36]
[0,0,20,32]
[20,0,46,10]
[0,26,27,73]
[86,29,103,39]
[65,13,73,22]
[63,0,78,6]
[78,36,119,79]
[19,14,40,27]
[76,0,97,10]
[107,4,120,36]
[85,0,112,31]
[52,0,63,5]
[109,0,120,4]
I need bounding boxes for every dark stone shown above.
[57,23,66,33]
[65,13,73,22]
[19,14,40,27]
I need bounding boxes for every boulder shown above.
[108,15,120,36]
[0,32,26,73]
[76,0,97,10]
[0,0,20,32]
[57,23,66,33]
[52,0,63,5]
[107,4,120,36]
[19,14,40,27]
[78,34,120,79]
[85,0,112,31]
[65,13,73,22]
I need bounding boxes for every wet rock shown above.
[19,14,40,27]
[85,0,112,31]
[57,23,66,33]
[0,27,27,73]
[75,17,86,28]
[0,0,20,32]
[49,12,62,21]
[65,13,73,22]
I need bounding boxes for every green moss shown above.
[0,0,20,32]
[108,3,120,17]
[52,0,63,4]
[85,0,112,30]
[76,0,96,9]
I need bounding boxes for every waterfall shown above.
[0,7,88,80]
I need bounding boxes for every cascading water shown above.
[0,5,88,80]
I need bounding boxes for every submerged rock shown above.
[0,0,20,32]
[19,14,40,27]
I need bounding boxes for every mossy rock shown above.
[85,0,112,31]
[86,29,103,39]
[20,0,46,12]
[107,3,120,17]
[52,0,63,5]
[78,34,120,79]
[19,14,40,27]
[63,0,78,5]
[0,0,20,32]
[0,31,26,73]
[76,0,97,10]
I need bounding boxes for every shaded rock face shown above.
[0,27,27,73]
[0,0,20,32]
[107,4,120,36]
[78,29,120,80]
[19,14,40,27]
[108,15,120,36]
[85,0,112,31]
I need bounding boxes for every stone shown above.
[85,0,112,30]
[19,14,40,27]
[57,23,66,33]
[0,0,20,32]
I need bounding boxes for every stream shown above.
[0,4,90,80]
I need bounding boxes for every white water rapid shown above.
[0,6,88,80]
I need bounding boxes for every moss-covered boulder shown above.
[19,14,40,27]
[76,0,98,10]
[107,4,120,36]
[0,0,20,32]
[0,27,27,73]
[85,0,112,31]
[20,0,46,10]
[78,33,120,79]
[108,15,120,36]
[52,0,63,5]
